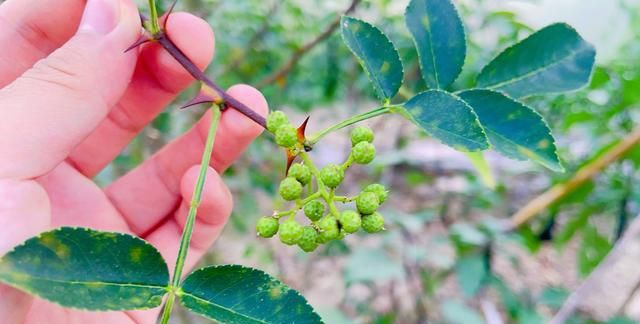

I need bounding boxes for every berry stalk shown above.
[306,105,401,145]
[160,105,222,324]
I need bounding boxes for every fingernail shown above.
[79,0,121,34]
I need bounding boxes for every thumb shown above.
[0,0,140,180]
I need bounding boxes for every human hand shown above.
[0,0,267,323]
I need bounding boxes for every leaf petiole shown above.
[306,105,402,145]
[160,105,222,324]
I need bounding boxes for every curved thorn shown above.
[161,0,179,31]
[297,116,310,142]
[286,151,297,175]
[124,33,152,53]
[180,93,215,110]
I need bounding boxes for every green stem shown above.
[147,0,161,34]
[306,105,400,145]
[160,106,221,324]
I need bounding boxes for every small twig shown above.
[220,2,281,75]
[155,33,267,128]
[509,128,640,230]
[255,0,362,88]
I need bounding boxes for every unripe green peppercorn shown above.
[288,163,312,185]
[267,110,289,133]
[279,219,303,245]
[303,200,324,221]
[320,164,344,188]
[256,217,279,238]
[317,216,340,241]
[279,177,303,201]
[363,183,388,204]
[350,126,374,146]
[356,191,380,215]
[275,124,298,148]
[298,226,319,252]
[362,213,384,233]
[339,210,361,233]
[352,142,376,164]
[362,212,385,233]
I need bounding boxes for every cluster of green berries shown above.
[256,111,388,252]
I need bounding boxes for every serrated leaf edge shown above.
[179,264,324,324]
[403,89,490,152]
[459,89,564,172]
[476,22,596,98]
[340,15,405,101]
[404,0,468,90]
[0,227,170,311]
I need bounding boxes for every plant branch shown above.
[160,105,222,324]
[508,127,640,230]
[155,34,267,128]
[255,0,362,88]
[147,0,161,34]
[219,2,281,76]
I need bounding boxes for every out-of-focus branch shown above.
[509,127,640,230]
[551,214,640,323]
[220,2,281,75]
[255,0,362,88]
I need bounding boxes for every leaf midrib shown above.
[181,291,270,324]
[484,127,557,168]
[345,21,387,99]
[483,45,590,91]
[0,272,168,290]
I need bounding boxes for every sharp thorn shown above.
[180,93,215,110]
[285,151,297,175]
[125,33,152,53]
[161,0,179,30]
[180,84,225,110]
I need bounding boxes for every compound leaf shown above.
[477,23,596,98]
[341,16,404,101]
[402,90,488,152]
[0,227,169,310]
[179,265,322,324]
[405,0,466,89]
[459,89,563,171]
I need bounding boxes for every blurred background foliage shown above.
[118,0,640,322]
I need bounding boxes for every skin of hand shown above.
[0,0,268,322]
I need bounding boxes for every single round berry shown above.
[275,124,298,148]
[356,191,380,215]
[317,216,340,241]
[362,212,385,233]
[338,210,361,233]
[279,219,303,245]
[267,110,289,133]
[303,200,325,222]
[363,183,388,204]
[279,177,303,201]
[256,217,279,238]
[320,164,344,188]
[288,163,312,185]
[352,142,376,164]
[298,226,319,252]
[350,126,374,146]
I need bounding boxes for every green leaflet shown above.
[402,90,489,152]
[341,16,404,101]
[477,23,596,98]
[0,227,169,310]
[458,89,563,171]
[179,265,322,323]
[405,0,466,89]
